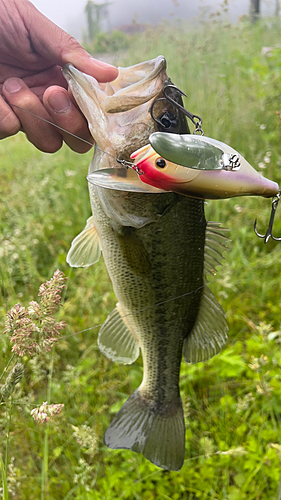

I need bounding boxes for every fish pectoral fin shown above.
[98,303,140,364]
[204,222,230,277]
[66,216,101,268]
[105,390,185,471]
[183,285,228,363]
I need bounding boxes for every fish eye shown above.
[155,158,167,169]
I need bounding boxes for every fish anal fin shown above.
[183,285,228,363]
[98,303,140,364]
[66,216,101,268]
[105,390,185,471]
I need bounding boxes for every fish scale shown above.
[63,57,229,471]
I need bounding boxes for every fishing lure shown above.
[130,132,280,199]
[87,132,279,200]
[11,103,281,241]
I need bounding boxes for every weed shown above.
[1,12,281,500]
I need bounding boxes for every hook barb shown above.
[254,193,281,243]
[150,83,204,135]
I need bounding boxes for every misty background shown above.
[30,0,278,41]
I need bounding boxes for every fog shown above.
[30,0,278,41]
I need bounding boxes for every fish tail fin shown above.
[105,390,185,471]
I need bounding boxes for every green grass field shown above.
[1,13,281,500]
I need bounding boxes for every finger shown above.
[23,3,118,83]
[61,47,119,83]
[0,95,21,139]
[43,86,94,153]
[3,77,62,153]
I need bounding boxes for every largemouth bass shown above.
[62,57,233,471]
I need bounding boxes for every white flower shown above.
[65,170,77,177]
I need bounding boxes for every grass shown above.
[1,10,281,500]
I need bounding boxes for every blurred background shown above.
[30,0,280,40]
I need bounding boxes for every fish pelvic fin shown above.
[183,285,228,363]
[98,303,140,364]
[105,390,185,471]
[66,216,101,268]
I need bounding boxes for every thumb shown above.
[60,38,119,83]
[24,0,118,83]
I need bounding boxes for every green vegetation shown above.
[84,30,130,55]
[1,14,281,500]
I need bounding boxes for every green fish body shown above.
[63,57,228,471]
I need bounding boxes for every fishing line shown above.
[8,104,208,341]
[62,285,205,340]
[10,104,135,168]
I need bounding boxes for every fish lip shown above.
[62,55,167,100]
[62,57,168,151]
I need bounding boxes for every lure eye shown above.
[155,158,167,169]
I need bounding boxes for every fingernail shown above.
[4,78,23,94]
[48,91,71,113]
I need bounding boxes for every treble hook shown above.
[163,85,204,135]
[150,84,204,135]
[254,193,281,243]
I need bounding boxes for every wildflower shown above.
[237,393,254,412]
[261,46,272,56]
[264,154,271,164]
[38,269,66,315]
[0,363,24,401]
[234,205,243,213]
[256,382,273,395]
[65,169,77,177]
[73,458,95,491]
[248,354,268,372]
[216,446,247,457]
[4,270,67,356]
[31,401,64,423]
[200,437,214,459]
[269,443,281,458]
[248,356,259,370]
[72,425,98,456]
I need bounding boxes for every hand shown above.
[0,0,118,153]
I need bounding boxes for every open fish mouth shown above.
[62,57,168,157]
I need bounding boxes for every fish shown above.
[62,56,233,471]
[88,132,279,200]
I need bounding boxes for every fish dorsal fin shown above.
[66,216,101,268]
[183,285,228,363]
[204,222,230,277]
[98,303,140,364]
